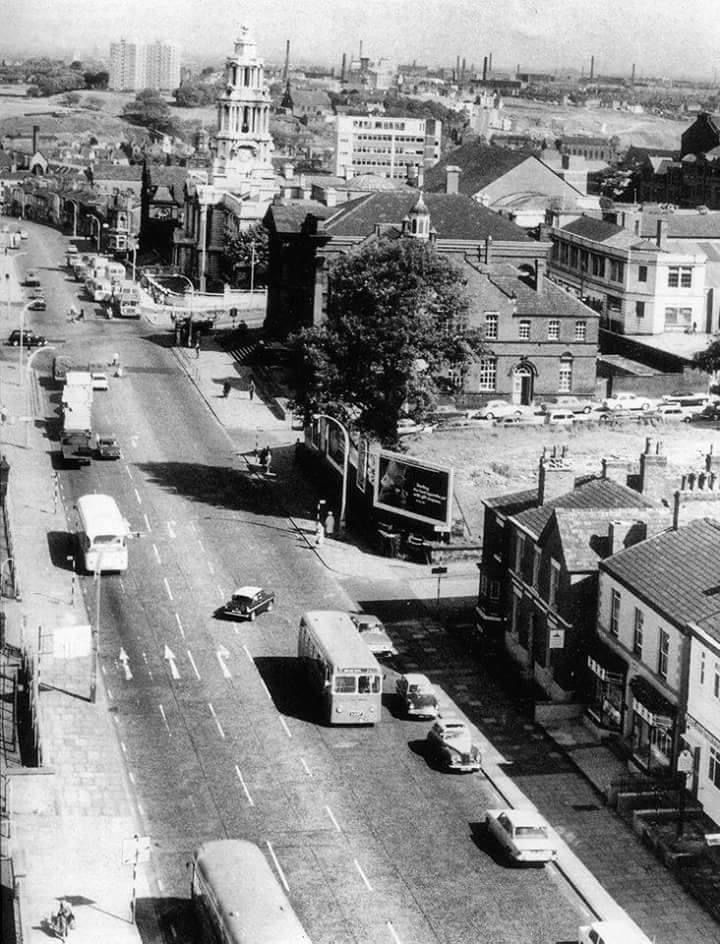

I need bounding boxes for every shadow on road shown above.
[253,656,318,724]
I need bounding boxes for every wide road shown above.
[10,219,587,944]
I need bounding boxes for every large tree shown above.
[291,237,481,444]
[122,89,178,136]
[695,339,720,377]
[221,223,269,288]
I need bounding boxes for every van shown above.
[578,920,653,944]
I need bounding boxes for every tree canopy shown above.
[694,339,720,376]
[173,80,220,108]
[220,223,269,288]
[291,237,481,444]
[122,89,179,136]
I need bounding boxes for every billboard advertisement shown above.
[373,451,454,528]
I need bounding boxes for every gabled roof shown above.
[513,477,655,540]
[600,518,720,639]
[323,191,531,242]
[486,270,600,318]
[423,142,535,195]
[561,215,625,242]
[265,200,335,234]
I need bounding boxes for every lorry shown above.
[60,376,94,464]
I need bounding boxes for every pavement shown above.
[1,324,718,944]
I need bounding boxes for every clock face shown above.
[152,206,173,220]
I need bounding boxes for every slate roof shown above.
[266,201,335,234]
[552,508,619,571]
[639,211,720,241]
[561,216,625,242]
[600,518,720,639]
[484,487,538,515]
[513,477,655,539]
[323,191,531,241]
[90,162,143,181]
[423,142,535,195]
[488,270,601,318]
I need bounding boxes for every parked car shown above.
[474,400,526,421]
[396,673,439,719]
[27,297,47,310]
[397,417,434,436]
[18,228,29,240]
[539,396,594,414]
[221,586,275,621]
[494,411,545,427]
[349,612,398,658]
[95,434,121,460]
[689,403,720,427]
[544,410,575,426]
[603,392,654,411]
[652,403,691,423]
[8,329,46,347]
[485,808,558,864]
[23,269,41,287]
[91,372,109,391]
[661,390,709,408]
[425,715,482,772]
[578,920,653,944]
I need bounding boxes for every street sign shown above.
[431,566,448,575]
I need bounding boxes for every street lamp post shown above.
[314,413,349,533]
[174,274,195,345]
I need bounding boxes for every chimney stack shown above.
[656,218,667,249]
[639,437,668,502]
[535,258,546,293]
[461,57,466,81]
[445,164,461,195]
[482,56,488,81]
[608,519,647,556]
[456,55,461,82]
[537,446,575,505]
[590,55,595,80]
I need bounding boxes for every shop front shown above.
[628,675,677,773]
[585,640,626,733]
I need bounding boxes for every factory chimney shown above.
[341,52,346,83]
[590,55,595,80]
[482,56,488,81]
[631,62,636,84]
[488,52,493,73]
[456,55,460,82]
[283,40,290,82]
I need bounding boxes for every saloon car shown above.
[27,297,47,310]
[349,612,398,658]
[485,808,558,864]
[8,329,46,347]
[578,920,653,944]
[661,390,710,408]
[95,435,121,460]
[222,586,275,621]
[425,715,481,772]
[603,392,654,411]
[91,372,109,391]
[396,673,439,719]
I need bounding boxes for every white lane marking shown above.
[119,578,125,593]
[325,805,341,832]
[125,465,134,481]
[167,521,176,540]
[354,859,373,891]
[175,613,185,639]
[156,878,164,893]
[164,645,180,679]
[187,649,201,680]
[259,677,272,702]
[216,645,232,679]
[208,702,225,739]
[197,539,204,551]
[101,664,107,676]
[279,717,292,739]
[142,651,153,682]
[217,584,224,601]
[234,765,255,806]
[163,577,174,601]
[106,685,112,699]
[207,560,215,575]
[168,921,178,942]
[242,643,253,662]
[159,704,171,735]
[120,741,127,754]
[143,513,152,533]
[153,543,161,564]
[300,757,312,777]
[189,521,196,534]
[387,921,403,944]
[265,841,290,893]
[134,488,142,505]
[128,770,135,784]
[137,801,145,816]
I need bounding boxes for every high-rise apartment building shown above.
[334,115,442,180]
[109,39,181,92]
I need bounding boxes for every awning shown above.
[629,675,676,727]
[586,637,627,683]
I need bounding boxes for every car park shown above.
[484,808,558,864]
[95,434,121,460]
[396,673,439,719]
[27,297,47,310]
[349,612,398,658]
[577,919,653,944]
[91,372,109,391]
[221,586,275,621]
[8,329,46,347]
[603,392,654,411]
[425,714,482,772]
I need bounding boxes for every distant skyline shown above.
[2,0,717,81]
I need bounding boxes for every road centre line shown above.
[300,757,312,777]
[120,741,127,754]
[144,513,152,533]
[387,921,403,944]
[207,560,215,575]
[167,522,176,539]
[153,543,161,564]
[217,584,224,600]
[158,704,172,735]
[187,649,201,680]
[242,643,253,662]
[128,770,135,784]
[208,702,225,739]
[175,613,185,639]
[279,717,292,739]
[134,488,142,505]
[325,805,341,832]
[265,841,290,892]
[234,765,255,806]
[354,859,373,892]
[125,465,134,481]
[197,538,204,551]
[137,801,145,817]
[156,878,164,893]
[163,577,174,601]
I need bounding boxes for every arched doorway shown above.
[512,364,535,405]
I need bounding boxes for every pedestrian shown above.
[222,380,231,398]
[248,377,255,401]
[324,510,335,537]
[195,338,201,359]
[111,352,120,367]
[79,308,84,321]
[261,445,272,474]
[315,519,325,546]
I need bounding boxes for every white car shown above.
[397,417,434,436]
[348,612,398,658]
[603,392,654,411]
[578,920,653,944]
[474,400,527,421]
[91,372,109,391]
[485,808,558,864]
[544,409,575,426]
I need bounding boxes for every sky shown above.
[2,0,718,80]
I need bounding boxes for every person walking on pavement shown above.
[222,380,231,398]
[248,377,255,400]
[195,338,201,359]
[260,445,272,474]
[315,519,325,546]
[324,510,335,537]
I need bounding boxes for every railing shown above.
[17,649,42,768]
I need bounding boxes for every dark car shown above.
[222,585,275,621]
[95,434,121,460]
[689,404,720,427]
[27,297,47,310]
[8,329,47,347]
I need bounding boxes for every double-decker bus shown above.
[191,840,312,944]
[76,494,129,573]
[298,610,383,725]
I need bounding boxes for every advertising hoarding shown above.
[373,450,453,528]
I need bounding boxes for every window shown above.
[710,746,720,789]
[489,579,501,601]
[515,533,525,572]
[591,254,604,277]
[484,312,498,340]
[511,592,520,637]
[532,547,541,588]
[635,300,645,319]
[700,651,705,685]
[609,589,621,636]
[609,259,625,283]
[715,663,720,699]
[549,559,561,606]
[519,320,531,340]
[668,266,692,288]
[477,357,497,391]
[570,245,579,268]
[664,307,693,328]
[633,608,644,657]
[558,357,573,393]
[575,320,587,341]
[547,319,560,341]
[638,265,648,282]
[658,629,669,680]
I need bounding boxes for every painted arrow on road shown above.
[164,644,180,679]
[118,647,133,681]
[216,645,232,679]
